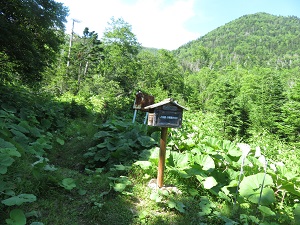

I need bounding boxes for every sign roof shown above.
[143,98,188,110]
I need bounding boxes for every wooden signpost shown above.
[157,127,168,187]
[144,98,187,188]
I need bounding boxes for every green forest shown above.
[1,1,300,224]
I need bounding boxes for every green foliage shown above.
[5,209,26,225]
[133,115,298,224]
[149,188,186,213]
[60,178,76,190]
[59,28,104,94]
[101,17,141,93]
[176,13,300,142]
[204,69,244,138]
[137,49,184,98]
[176,13,300,70]
[109,175,132,193]
[175,44,211,72]
[0,84,80,223]
[2,194,37,206]
[84,118,157,168]
[278,80,300,144]
[0,0,68,83]
[198,196,216,216]
[239,173,275,205]
[239,68,285,134]
[294,204,300,222]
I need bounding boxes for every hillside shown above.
[175,12,300,70]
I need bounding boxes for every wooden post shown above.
[157,127,168,188]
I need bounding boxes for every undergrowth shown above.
[0,84,299,225]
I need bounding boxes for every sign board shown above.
[144,98,187,128]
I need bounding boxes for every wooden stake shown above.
[157,127,168,188]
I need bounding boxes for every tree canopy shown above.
[0,0,68,83]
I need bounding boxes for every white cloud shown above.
[61,0,200,50]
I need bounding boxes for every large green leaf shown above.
[0,154,15,174]
[5,209,26,225]
[1,104,17,113]
[106,141,118,151]
[239,173,275,205]
[198,196,216,216]
[193,154,215,171]
[222,140,240,157]
[134,161,152,170]
[0,148,21,157]
[0,179,15,192]
[167,152,189,169]
[96,142,108,149]
[11,129,29,142]
[227,147,242,157]
[56,137,65,146]
[279,180,300,197]
[167,200,185,213]
[0,138,20,157]
[41,119,51,130]
[138,136,156,148]
[258,206,275,216]
[61,178,76,190]
[113,183,127,192]
[150,192,163,203]
[112,176,132,192]
[250,188,275,205]
[202,137,221,150]
[203,176,218,189]
[94,150,110,162]
[29,139,51,156]
[294,204,300,222]
[139,147,160,160]
[182,137,196,149]
[186,164,206,177]
[28,127,42,138]
[1,194,37,206]
[94,131,112,139]
[8,124,29,134]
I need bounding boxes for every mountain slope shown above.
[175,13,300,70]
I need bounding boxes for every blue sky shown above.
[58,0,300,50]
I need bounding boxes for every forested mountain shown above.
[175,12,300,71]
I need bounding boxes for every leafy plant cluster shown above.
[84,118,159,168]
[1,86,299,224]
[0,104,56,224]
[0,85,83,224]
[134,112,300,224]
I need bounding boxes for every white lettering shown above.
[159,115,178,120]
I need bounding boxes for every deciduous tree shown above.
[101,17,141,93]
[0,0,68,83]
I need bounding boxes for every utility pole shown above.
[66,19,80,69]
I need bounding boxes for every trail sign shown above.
[144,98,187,128]
[144,98,187,188]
